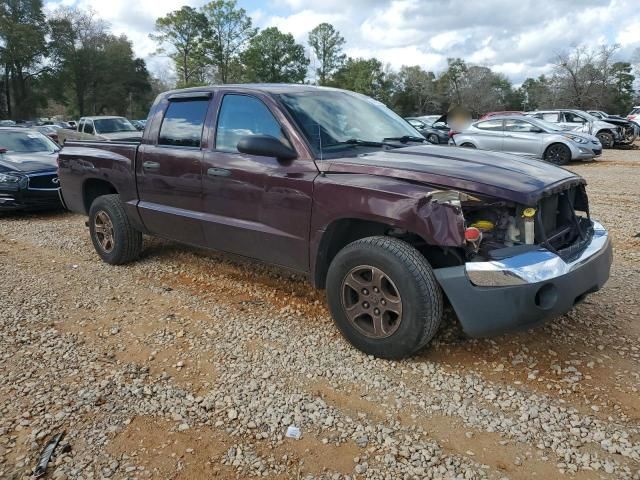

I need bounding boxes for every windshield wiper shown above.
[325,138,400,148]
[382,135,426,143]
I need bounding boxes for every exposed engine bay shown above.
[459,184,592,262]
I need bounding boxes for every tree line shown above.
[0,0,153,120]
[1,0,638,121]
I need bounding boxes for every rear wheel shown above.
[544,143,571,165]
[326,236,443,359]
[460,142,476,148]
[596,131,614,148]
[427,134,439,144]
[89,194,142,265]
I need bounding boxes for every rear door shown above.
[473,119,504,151]
[502,119,543,156]
[200,92,317,271]
[136,93,211,246]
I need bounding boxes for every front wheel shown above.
[544,143,571,165]
[597,131,614,149]
[427,134,439,144]
[89,194,142,265]
[460,142,476,149]
[326,236,443,359]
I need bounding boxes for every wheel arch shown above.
[83,178,118,214]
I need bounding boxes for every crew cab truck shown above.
[57,85,613,359]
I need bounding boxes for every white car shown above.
[526,110,622,148]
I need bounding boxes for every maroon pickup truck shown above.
[57,85,612,359]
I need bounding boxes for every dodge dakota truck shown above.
[57,85,613,359]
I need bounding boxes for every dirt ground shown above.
[0,145,639,479]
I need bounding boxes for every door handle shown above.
[207,167,231,177]
[143,161,160,170]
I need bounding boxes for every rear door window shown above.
[84,121,94,134]
[475,119,503,131]
[540,113,560,122]
[159,99,210,147]
[504,119,538,132]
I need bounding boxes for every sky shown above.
[43,0,640,85]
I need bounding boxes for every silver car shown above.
[452,115,602,165]
[526,109,622,148]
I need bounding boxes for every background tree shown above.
[241,27,308,83]
[48,7,151,116]
[201,0,256,83]
[0,0,49,118]
[390,66,439,116]
[308,23,345,85]
[331,58,393,103]
[150,6,208,87]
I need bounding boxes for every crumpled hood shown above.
[325,145,584,206]
[0,151,58,173]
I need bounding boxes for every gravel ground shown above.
[1,145,639,480]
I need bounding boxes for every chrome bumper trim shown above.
[465,221,609,286]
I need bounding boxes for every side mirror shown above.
[237,135,297,161]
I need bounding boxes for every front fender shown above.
[310,173,465,281]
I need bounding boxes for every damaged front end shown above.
[428,184,612,337]
[420,184,594,265]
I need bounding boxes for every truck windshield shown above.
[278,91,422,155]
[93,118,137,134]
[0,131,59,153]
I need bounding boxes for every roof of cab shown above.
[161,83,344,98]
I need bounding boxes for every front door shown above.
[201,93,317,271]
[502,119,543,156]
[136,96,211,246]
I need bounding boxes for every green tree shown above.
[331,58,393,103]
[48,7,151,116]
[608,62,634,114]
[390,65,438,116]
[201,0,256,83]
[0,0,49,118]
[241,27,308,83]
[150,6,208,87]
[308,23,345,85]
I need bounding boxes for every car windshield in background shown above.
[0,131,59,153]
[94,118,137,134]
[278,91,421,154]
[532,118,565,132]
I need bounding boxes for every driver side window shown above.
[215,94,287,153]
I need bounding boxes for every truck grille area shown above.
[535,185,591,259]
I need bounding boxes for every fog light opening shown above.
[535,283,558,310]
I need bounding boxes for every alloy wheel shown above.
[94,210,115,253]
[341,265,403,339]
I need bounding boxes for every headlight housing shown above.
[0,172,26,189]
[562,133,587,144]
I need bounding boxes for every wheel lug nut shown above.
[362,288,368,295]
[374,308,380,315]
[362,302,369,309]
[381,299,386,305]
[373,287,379,293]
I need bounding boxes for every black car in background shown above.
[0,128,63,211]
[405,115,450,144]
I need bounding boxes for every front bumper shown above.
[434,221,612,337]
[0,188,63,211]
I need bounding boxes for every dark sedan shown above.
[0,128,63,211]
[405,116,450,144]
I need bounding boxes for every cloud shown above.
[43,0,640,84]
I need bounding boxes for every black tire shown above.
[460,142,476,149]
[543,143,571,165]
[596,131,614,149]
[326,236,443,359]
[427,134,439,144]
[88,194,142,265]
